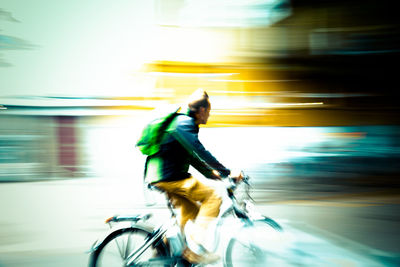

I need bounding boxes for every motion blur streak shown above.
[1,0,400,266]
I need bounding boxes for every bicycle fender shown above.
[242,216,283,230]
[88,223,155,253]
[257,216,283,232]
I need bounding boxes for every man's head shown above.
[187,89,211,125]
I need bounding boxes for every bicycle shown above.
[88,174,283,266]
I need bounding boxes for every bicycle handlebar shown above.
[225,173,250,191]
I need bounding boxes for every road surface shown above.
[0,176,399,266]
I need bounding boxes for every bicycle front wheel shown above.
[89,227,169,267]
[224,219,284,267]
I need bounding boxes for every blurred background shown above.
[1,0,400,266]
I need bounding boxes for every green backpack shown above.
[136,107,180,156]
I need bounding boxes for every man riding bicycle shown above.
[143,89,242,264]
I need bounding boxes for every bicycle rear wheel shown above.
[224,219,284,267]
[89,227,170,267]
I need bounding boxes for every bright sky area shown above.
[0,0,157,97]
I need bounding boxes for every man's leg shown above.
[166,192,200,230]
[155,177,222,224]
[155,177,222,260]
[180,178,222,251]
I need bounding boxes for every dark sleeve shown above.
[172,117,230,178]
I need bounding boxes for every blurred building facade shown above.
[145,0,399,126]
[1,0,399,181]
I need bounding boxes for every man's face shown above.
[196,105,211,125]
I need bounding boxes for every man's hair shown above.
[187,89,210,113]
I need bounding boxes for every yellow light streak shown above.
[147,72,238,77]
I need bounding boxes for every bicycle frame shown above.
[207,176,283,253]
[125,226,167,266]
[89,175,283,266]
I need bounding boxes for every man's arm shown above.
[172,117,230,179]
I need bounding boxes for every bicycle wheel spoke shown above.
[90,228,169,267]
[124,231,132,258]
[114,236,125,259]
[227,239,266,267]
[225,219,284,267]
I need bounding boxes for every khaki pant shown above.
[154,176,222,232]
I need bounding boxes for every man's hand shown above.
[212,170,223,180]
[230,169,244,183]
[212,169,243,182]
